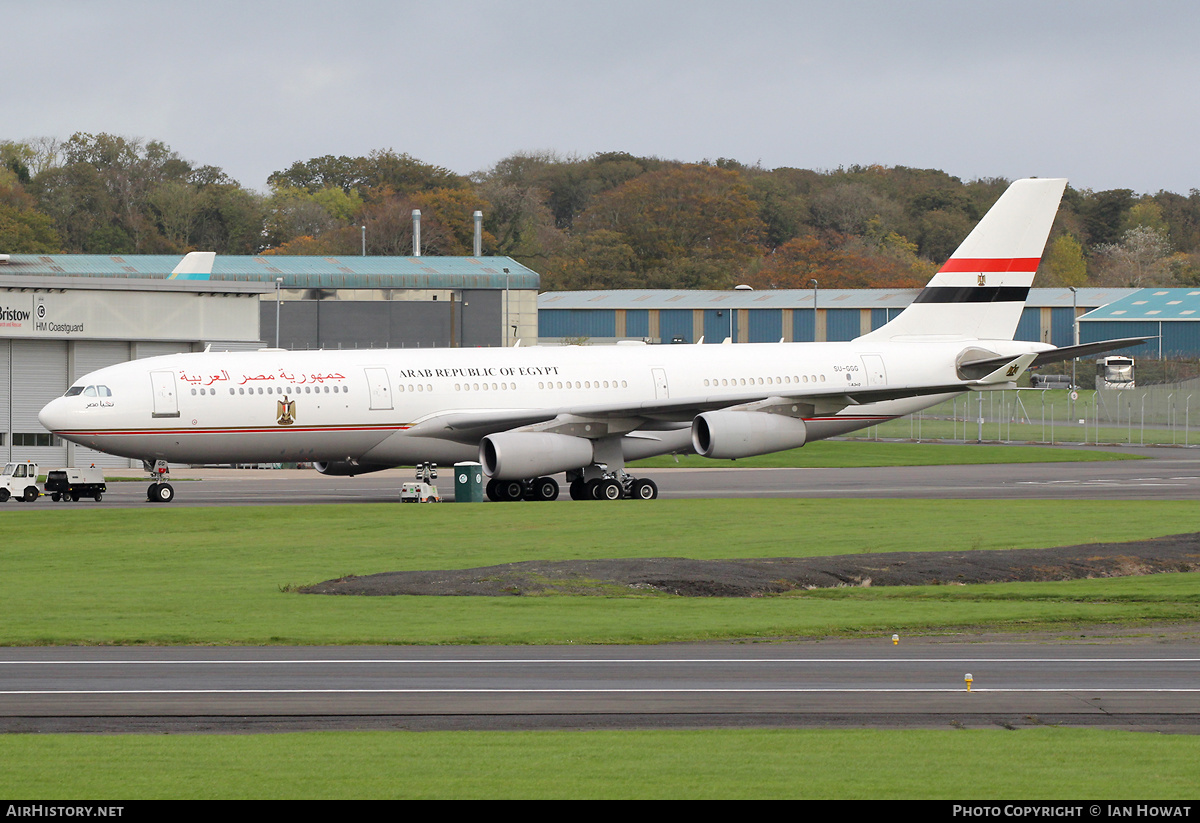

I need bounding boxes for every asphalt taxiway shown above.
[42,444,1200,507]
[3,641,1199,733]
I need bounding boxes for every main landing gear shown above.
[486,476,561,502]
[485,470,658,502]
[567,472,658,501]
[144,459,175,503]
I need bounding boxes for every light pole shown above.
[361,225,366,256]
[731,284,752,343]
[810,279,819,342]
[274,277,283,348]
[1069,287,1078,391]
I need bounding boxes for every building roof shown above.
[1080,288,1200,322]
[0,254,539,290]
[539,287,1138,311]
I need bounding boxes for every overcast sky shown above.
[7,1,1198,195]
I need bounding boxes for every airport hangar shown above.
[538,286,1200,361]
[0,253,539,468]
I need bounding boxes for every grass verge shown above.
[4,499,1199,645]
[2,728,1198,799]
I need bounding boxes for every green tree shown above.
[542,230,639,290]
[1041,233,1088,287]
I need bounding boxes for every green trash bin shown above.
[453,461,485,503]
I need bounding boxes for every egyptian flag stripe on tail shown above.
[912,286,1030,304]
[938,257,1041,273]
[913,256,1041,303]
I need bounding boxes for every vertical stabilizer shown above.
[858,177,1067,342]
[168,251,216,280]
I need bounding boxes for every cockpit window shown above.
[65,385,112,398]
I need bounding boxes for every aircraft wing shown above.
[404,382,978,444]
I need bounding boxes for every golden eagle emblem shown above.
[277,395,296,426]
[978,273,986,286]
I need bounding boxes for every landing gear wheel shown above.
[632,478,658,500]
[500,480,524,502]
[532,477,559,501]
[22,486,38,502]
[486,479,502,502]
[148,483,161,502]
[596,478,623,500]
[156,483,175,503]
[569,479,588,501]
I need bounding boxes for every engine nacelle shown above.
[479,432,595,480]
[313,460,393,477]
[691,411,808,459]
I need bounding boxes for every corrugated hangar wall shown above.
[2,338,201,469]
[1,278,265,468]
[260,290,504,350]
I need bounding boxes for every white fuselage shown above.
[38,337,1036,468]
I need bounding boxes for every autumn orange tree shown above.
[744,233,929,290]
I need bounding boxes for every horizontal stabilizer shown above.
[959,337,1151,377]
[973,352,1037,385]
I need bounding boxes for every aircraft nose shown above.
[38,396,69,433]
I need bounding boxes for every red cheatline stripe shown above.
[57,425,411,437]
[938,257,1040,273]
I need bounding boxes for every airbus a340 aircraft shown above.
[39,177,1142,503]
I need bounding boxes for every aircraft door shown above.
[652,367,669,399]
[861,355,887,386]
[364,367,393,410]
[150,370,180,418]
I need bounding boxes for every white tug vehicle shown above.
[0,462,107,503]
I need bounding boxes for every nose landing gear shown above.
[144,459,175,503]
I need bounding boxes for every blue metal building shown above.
[539,287,1139,348]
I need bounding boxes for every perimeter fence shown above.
[847,379,1200,446]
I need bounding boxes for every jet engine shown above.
[479,432,594,480]
[313,460,393,477]
[691,411,808,459]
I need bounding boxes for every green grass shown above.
[4,500,1199,645]
[631,439,1143,468]
[2,728,1198,799]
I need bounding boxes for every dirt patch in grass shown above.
[302,533,1200,597]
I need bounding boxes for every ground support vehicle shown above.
[0,462,108,503]
[44,467,107,502]
[399,463,440,502]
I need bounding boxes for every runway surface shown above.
[38,444,1200,507]
[4,642,1199,733]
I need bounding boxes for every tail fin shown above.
[859,177,1067,342]
[168,251,216,280]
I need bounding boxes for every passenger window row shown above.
[704,374,824,387]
